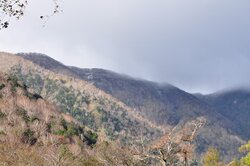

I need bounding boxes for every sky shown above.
[1,0,250,94]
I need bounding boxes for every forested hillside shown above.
[0,52,249,165]
[0,72,137,165]
[17,52,247,161]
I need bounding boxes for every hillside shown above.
[195,89,250,139]
[14,52,247,161]
[18,53,78,78]
[0,52,164,146]
[0,72,207,166]
[0,71,140,165]
[67,67,246,160]
[2,52,223,165]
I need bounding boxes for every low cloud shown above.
[1,0,250,94]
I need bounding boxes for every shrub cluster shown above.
[21,129,37,145]
[0,83,5,90]
[53,118,98,145]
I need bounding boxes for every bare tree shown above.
[0,0,61,29]
[132,117,206,166]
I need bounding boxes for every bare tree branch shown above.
[0,0,61,29]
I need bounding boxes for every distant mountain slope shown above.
[68,67,246,161]
[17,53,78,77]
[195,89,250,139]
[16,53,233,128]
[15,52,247,161]
[0,52,163,147]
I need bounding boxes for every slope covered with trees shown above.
[0,71,134,165]
[0,52,213,165]
[0,52,164,147]
[16,52,247,162]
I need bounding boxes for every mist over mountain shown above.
[195,89,250,139]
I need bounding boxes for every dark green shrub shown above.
[7,74,20,93]
[16,107,30,123]
[46,123,52,133]
[53,130,66,136]
[60,118,68,130]
[7,75,19,86]
[11,86,17,93]
[0,83,5,90]
[65,124,79,137]
[84,130,98,145]
[7,73,31,93]
[0,110,6,119]
[21,129,37,145]
[83,96,91,105]
[26,92,43,100]
[0,130,6,135]
[55,119,84,138]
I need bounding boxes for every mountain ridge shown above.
[12,52,248,161]
[0,52,165,146]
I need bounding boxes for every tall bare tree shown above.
[132,117,206,166]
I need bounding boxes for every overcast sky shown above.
[1,0,250,94]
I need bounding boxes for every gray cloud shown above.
[1,0,250,94]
